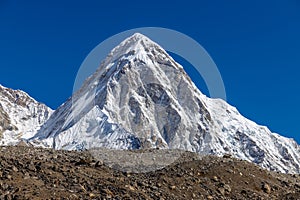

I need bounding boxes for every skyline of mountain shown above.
[21,33,300,174]
[1,1,300,145]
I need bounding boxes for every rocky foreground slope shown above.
[0,146,299,200]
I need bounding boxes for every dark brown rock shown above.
[0,146,299,199]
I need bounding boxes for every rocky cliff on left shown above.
[0,84,53,145]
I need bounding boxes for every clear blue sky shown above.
[1,1,300,143]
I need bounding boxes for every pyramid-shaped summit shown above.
[29,33,300,174]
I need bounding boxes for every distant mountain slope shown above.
[0,84,53,145]
[29,33,300,174]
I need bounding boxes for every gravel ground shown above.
[0,146,299,199]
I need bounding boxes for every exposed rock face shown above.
[236,131,265,164]
[0,103,17,136]
[29,33,300,174]
[0,85,53,145]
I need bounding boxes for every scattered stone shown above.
[102,188,113,196]
[262,182,271,194]
[169,185,176,190]
[6,174,12,180]
[0,146,298,199]
[218,187,225,195]
[12,166,18,172]
[89,193,95,198]
[224,184,231,193]
[212,176,219,182]
[223,154,232,158]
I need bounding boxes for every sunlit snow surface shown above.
[0,85,53,145]
[29,33,300,174]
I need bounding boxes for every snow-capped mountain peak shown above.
[111,32,163,57]
[0,84,53,145]
[29,33,300,174]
